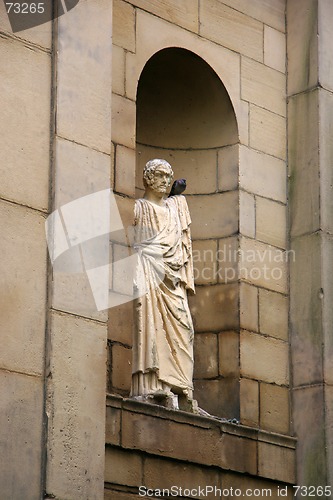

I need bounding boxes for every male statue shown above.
[130,159,197,411]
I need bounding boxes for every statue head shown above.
[143,159,174,194]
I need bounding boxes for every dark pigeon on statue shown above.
[168,178,187,197]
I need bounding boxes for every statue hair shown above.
[143,159,174,186]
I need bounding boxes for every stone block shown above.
[112,44,125,95]
[218,331,239,377]
[115,145,136,197]
[112,243,136,297]
[57,0,112,154]
[194,333,218,379]
[46,311,107,499]
[240,378,259,427]
[105,406,121,446]
[319,0,333,93]
[111,194,135,245]
[221,0,285,32]
[144,456,220,498]
[239,145,286,202]
[240,330,289,385]
[219,433,257,475]
[0,201,46,375]
[264,26,286,73]
[290,233,323,387]
[200,2,263,62]
[187,192,238,240]
[217,236,238,285]
[239,190,255,238]
[112,344,132,392]
[256,197,287,248]
[249,105,286,160]
[0,0,52,48]
[323,234,333,384]
[293,385,326,486]
[259,289,288,341]
[112,0,135,52]
[288,90,320,237]
[112,93,136,149]
[130,0,199,32]
[258,442,295,484]
[260,383,289,434]
[104,446,142,486]
[189,283,239,332]
[136,145,218,195]
[319,89,333,234]
[108,300,134,345]
[194,379,240,420]
[192,239,218,285]
[0,37,50,211]
[240,237,287,293]
[217,145,239,192]
[0,371,43,500]
[241,57,286,116]
[104,490,138,500]
[287,0,318,96]
[240,282,258,332]
[222,472,291,500]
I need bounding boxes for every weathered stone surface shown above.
[0,37,50,210]
[108,300,134,346]
[293,385,326,487]
[0,201,46,375]
[217,236,238,284]
[130,0,199,33]
[241,57,286,116]
[288,90,320,237]
[250,105,286,160]
[259,289,288,341]
[256,197,287,249]
[104,490,138,500]
[219,433,257,475]
[319,89,333,234]
[0,0,52,48]
[319,0,333,93]
[144,456,221,498]
[240,330,289,385]
[240,378,259,427]
[239,146,286,202]
[287,0,318,96]
[46,311,107,499]
[105,406,121,446]
[187,192,238,240]
[189,283,239,332]
[57,0,112,153]
[222,472,293,500]
[0,371,43,500]
[200,1,263,62]
[258,442,295,484]
[290,233,323,387]
[136,145,218,195]
[105,446,142,486]
[239,190,255,238]
[194,333,218,379]
[192,239,218,285]
[221,0,285,32]
[112,0,136,52]
[260,383,289,434]
[111,344,132,392]
[239,237,287,293]
[218,331,239,377]
[322,234,333,385]
[115,145,136,197]
[217,145,239,192]
[195,379,240,420]
[240,282,258,332]
[112,94,136,149]
[112,44,125,95]
[264,25,286,73]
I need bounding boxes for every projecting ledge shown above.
[106,394,296,484]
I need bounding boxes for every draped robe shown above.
[131,195,195,397]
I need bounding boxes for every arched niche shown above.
[136,48,240,419]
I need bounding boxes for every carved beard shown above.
[149,178,171,193]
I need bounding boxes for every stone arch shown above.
[136,47,240,418]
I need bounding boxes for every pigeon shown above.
[168,178,187,197]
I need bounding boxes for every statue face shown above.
[149,165,173,194]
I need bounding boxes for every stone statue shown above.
[130,159,197,412]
